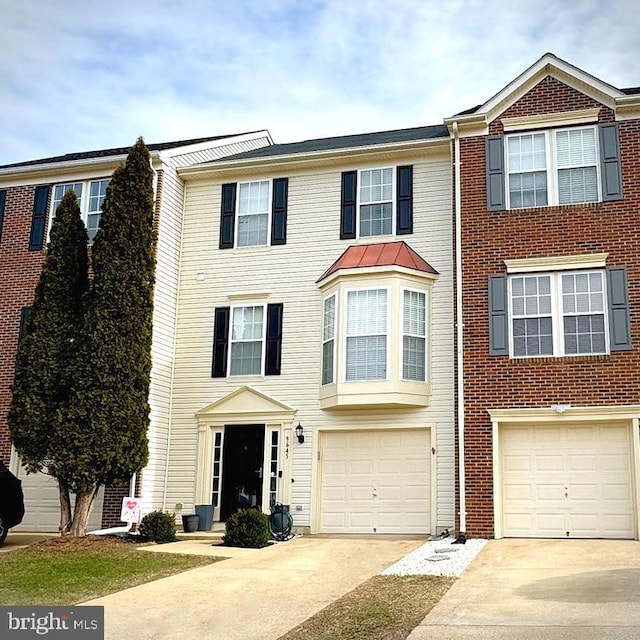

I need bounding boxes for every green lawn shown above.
[0,536,224,605]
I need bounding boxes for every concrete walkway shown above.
[83,536,422,640]
[408,539,640,640]
[0,532,56,553]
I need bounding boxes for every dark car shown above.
[0,460,25,545]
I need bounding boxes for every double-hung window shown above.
[212,302,284,378]
[402,289,427,380]
[359,168,393,236]
[345,288,388,380]
[340,165,413,239]
[509,271,607,357]
[219,178,288,249]
[488,122,622,211]
[507,126,599,208]
[51,178,110,241]
[237,181,270,247]
[322,295,336,385]
[229,305,265,375]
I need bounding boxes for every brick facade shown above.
[459,76,640,537]
[0,185,47,463]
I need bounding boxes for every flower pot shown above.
[182,514,200,533]
[195,504,214,531]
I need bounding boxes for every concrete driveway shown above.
[408,539,640,640]
[83,535,421,640]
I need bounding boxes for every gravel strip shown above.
[380,537,488,577]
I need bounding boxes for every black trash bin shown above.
[182,514,200,533]
[195,504,214,531]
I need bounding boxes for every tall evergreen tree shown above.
[58,138,156,535]
[8,190,90,533]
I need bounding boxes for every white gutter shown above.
[0,151,163,179]
[452,121,466,534]
[177,136,449,178]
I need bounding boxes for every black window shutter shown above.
[340,171,357,239]
[486,136,505,211]
[29,185,51,251]
[265,303,283,376]
[219,183,237,249]
[19,307,32,340]
[212,307,230,377]
[271,178,288,245]
[396,165,413,235]
[489,275,509,355]
[607,267,632,351]
[600,124,623,202]
[0,190,6,244]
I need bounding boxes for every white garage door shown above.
[501,423,634,539]
[320,429,431,534]
[13,466,105,533]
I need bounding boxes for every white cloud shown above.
[0,0,639,163]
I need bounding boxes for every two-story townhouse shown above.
[449,53,640,540]
[0,131,272,531]
[165,126,455,535]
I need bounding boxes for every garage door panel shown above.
[503,484,532,500]
[535,455,564,472]
[15,468,104,532]
[536,484,565,501]
[567,454,597,471]
[501,423,634,539]
[320,429,431,534]
[323,460,346,475]
[537,513,567,534]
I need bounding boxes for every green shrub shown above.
[223,509,270,548]
[139,510,177,544]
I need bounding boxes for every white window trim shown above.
[356,165,396,239]
[508,270,609,358]
[505,253,608,273]
[321,293,337,386]
[505,125,601,209]
[234,179,272,248]
[228,302,267,377]
[49,178,110,242]
[400,287,428,382]
[342,286,391,383]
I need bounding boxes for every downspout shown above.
[452,121,467,534]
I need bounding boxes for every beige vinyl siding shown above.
[167,145,454,530]
[142,136,271,512]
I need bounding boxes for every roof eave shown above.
[0,151,162,180]
[178,136,450,179]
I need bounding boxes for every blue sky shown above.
[1,0,638,165]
